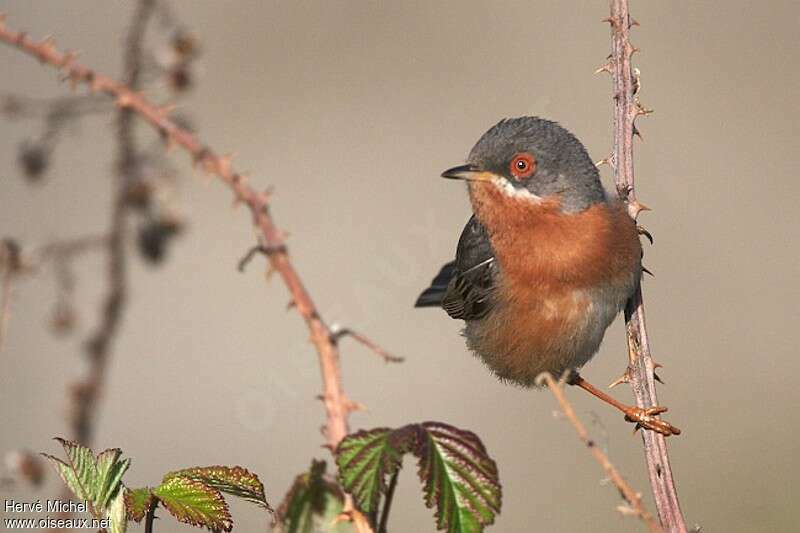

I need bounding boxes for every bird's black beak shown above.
[441,164,482,181]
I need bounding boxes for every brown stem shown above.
[377,469,399,533]
[0,266,13,352]
[67,0,154,448]
[538,373,662,533]
[144,500,158,533]
[0,14,355,449]
[606,1,686,530]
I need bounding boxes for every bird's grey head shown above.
[464,117,605,212]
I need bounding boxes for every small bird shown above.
[416,116,678,436]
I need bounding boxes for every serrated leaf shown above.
[43,438,132,521]
[42,439,97,504]
[56,438,99,501]
[163,466,271,511]
[154,476,232,532]
[125,488,154,523]
[95,448,130,509]
[106,488,128,533]
[414,422,501,533]
[335,427,415,515]
[275,460,353,533]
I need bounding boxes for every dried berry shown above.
[172,30,200,59]
[17,140,49,181]
[1,239,22,272]
[50,301,77,335]
[4,450,45,487]
[137,216,184,264]
[168,63,193,92]
[123,180,153,211]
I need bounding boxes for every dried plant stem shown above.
[539,373,661,532]
[605,1,686,530]
[0,16,356,449]
[0,266,13,352]
[68,0,155,449]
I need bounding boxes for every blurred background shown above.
[1,1,799,531]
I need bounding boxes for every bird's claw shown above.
[624,406,681,436]
[637,225,654,245]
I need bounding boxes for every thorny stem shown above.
[606,1,686,530]
[0,13,363,450]
[538,373,661,533]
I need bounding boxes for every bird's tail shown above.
[414,261,456,307]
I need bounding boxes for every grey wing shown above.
[441,216,498,321]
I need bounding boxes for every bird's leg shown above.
[568,374,681,437]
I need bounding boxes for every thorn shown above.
[237,245,267,272]
[115,92,133,108]
[617,504,639,517]
[636,103,654,117]
[642,266,654,277]
[601,16,613,24]
[609,372,631,389]
[163,134,176,153]
[629,200,651,219]
[653,362,664,370]
[286,299,296,311]
[60,50,77,69]
[157,103,177,118]
[192,148,212,171]
[654,372,664,384]
[595,157,610,167]
[39,36,56,58]
[258,185,274,206]
[594,63,612,75]
[346,399,368,413]
[630,18,640,27]
[632,124,643,141]
[217,152,235,177]
[89,76,103,93]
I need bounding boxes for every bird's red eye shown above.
[509,153,536,180]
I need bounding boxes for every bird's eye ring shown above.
[509,153,536,180]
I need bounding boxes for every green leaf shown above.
[163,466,271,511]
[125,488,154,523]
[42,438,132,521]
[106,488,128,533]
[275,460,353,533]
[154,476,232,532]
[42,438,97,503]
[95,448,131,509]
[335,423,501,533]
[335,427,415,515]
[415,422,501,533]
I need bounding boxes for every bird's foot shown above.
[623,406,681,437]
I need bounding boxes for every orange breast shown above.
[464,182,641,384]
